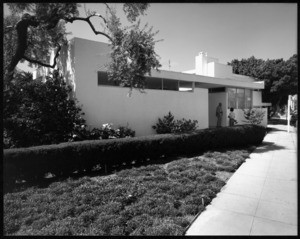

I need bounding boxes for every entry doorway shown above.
[208,88,228,128]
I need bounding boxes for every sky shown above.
[5,3,298,73]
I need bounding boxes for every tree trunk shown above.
[5,15,39,82]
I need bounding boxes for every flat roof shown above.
[150,69,264,90]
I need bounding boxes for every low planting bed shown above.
[4,124,266,187]
[4,146,255,236]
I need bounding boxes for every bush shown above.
[243,108,266,125]
[4,124,266,187]
[84,124,135,140]
[152,112,198,134]
[3,70,87,148]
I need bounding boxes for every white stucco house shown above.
[34,37,269,136]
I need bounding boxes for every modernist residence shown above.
[34,37,269,136]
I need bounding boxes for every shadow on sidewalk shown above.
[267,127,287,133]
[255,141,286,154]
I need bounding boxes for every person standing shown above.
[228,107,237,126]
[216,103,223,127]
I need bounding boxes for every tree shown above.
[228,55,298,116]
[4,3,161,90]
[3,70,87,148]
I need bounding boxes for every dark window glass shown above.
[98,71,119,86]
[237,88,245,109]
[179,81,193,92]
[145,77,162,90]
[228,88,236,108]
[245,89,252,108]
[163,79,178,91]
[209,87,226,93]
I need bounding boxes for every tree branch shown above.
[23,43,61,68]
[104,3,113,15]
[64,14,113,42]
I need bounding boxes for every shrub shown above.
[3,70,87,148]
[243,108,266,125]
[4,124,266,187]
[152,111,198,134]
[87,123,135,140]
[152,111,175,134]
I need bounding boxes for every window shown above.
[245,89,252,108]
[98,71,119,86]
[145,77,162,90]
[228,88,236,108]
[179,81,193,92]
[237,88,245,109]
[163,79,178,91]
[209,87,226,93]
[98,71,194,93]
[228,88,252,109]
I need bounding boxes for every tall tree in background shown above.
[228,55,298,116]
[4,3,161,90]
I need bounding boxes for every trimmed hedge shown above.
[4,125,266,186]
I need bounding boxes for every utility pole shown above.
[287,95,291,132]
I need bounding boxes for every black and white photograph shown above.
[3,2,297,236]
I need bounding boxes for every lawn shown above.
[4,146,255,236]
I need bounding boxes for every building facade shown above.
[34,37,269,136]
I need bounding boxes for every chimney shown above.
[195,51,208,75]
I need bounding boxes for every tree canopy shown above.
[4,3,161,90]
[228,54,298,115]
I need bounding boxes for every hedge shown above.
[4,125,266,186]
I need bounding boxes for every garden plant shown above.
[4,146,255,236]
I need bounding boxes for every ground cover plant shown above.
[4,146,254,236]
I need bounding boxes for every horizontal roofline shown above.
[150,69,264,89]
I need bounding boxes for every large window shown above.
[245,89,252,108]
[163,79,179,91]
[145,77,162,90]
[228,88,252,109]
[179,81,193,92]
[237,88,245,109]
[98,71,194,93]
[228,88,237,108]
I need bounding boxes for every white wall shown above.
[253,90,262,106]
[81,86,208,136]
[209,92,227,127]
[72,37,208,136]
[213,63,233,78]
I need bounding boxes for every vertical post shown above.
[287,95,291,132]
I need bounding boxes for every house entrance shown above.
[208,88,227,128]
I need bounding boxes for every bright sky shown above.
[5,3,297,72]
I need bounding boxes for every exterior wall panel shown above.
[81,86,208,136]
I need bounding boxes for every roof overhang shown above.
[150,69,264,90]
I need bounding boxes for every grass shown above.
[4,146,255,236]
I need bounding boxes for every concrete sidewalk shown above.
[186,124,297,236]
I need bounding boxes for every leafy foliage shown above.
[3,70,86,148]
[243,108,266,125]
[106,13,161,92]
[228,55,298,116]
[4,3,161,92]
[4,124,266,187]
[89,123,135,140]
[4,146,253,235]
[152,112,198,134]
[4,3,78,72]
